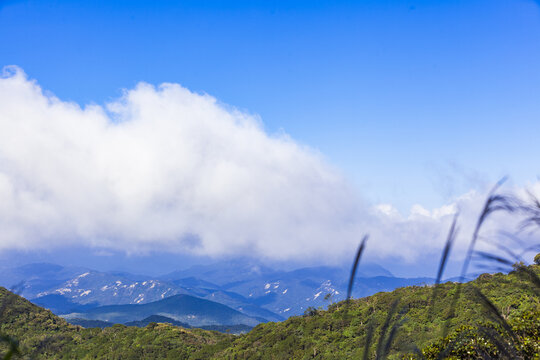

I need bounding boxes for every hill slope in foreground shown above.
[0,263,539,359]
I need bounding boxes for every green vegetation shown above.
[0,287,234,359]
[1,262,538,359]
[418,310,540,359]
[216,264,539,359]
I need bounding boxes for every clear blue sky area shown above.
[1,0,540,212]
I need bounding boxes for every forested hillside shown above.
[0,287,233,359]
[1,261,538,359]
[217,263,540,359]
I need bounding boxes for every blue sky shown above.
[0,0,539,275]
[2,0,539,210]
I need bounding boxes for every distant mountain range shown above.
[0,260,439,330]
[19,264,284,322]
[161,260,431,316]
[62,293,261,327]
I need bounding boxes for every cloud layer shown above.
[0,67,536,263]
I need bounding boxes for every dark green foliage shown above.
[56,323,233,360]
[416,309,540,359]
[0,335,19,360]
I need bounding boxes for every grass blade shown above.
[347,235,368,303]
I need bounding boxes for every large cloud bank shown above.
[0,67,536,262]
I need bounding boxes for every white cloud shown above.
[0,66,536,263]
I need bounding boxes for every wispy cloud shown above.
[0,67,535,263]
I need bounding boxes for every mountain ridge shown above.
[62,293,262,327]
